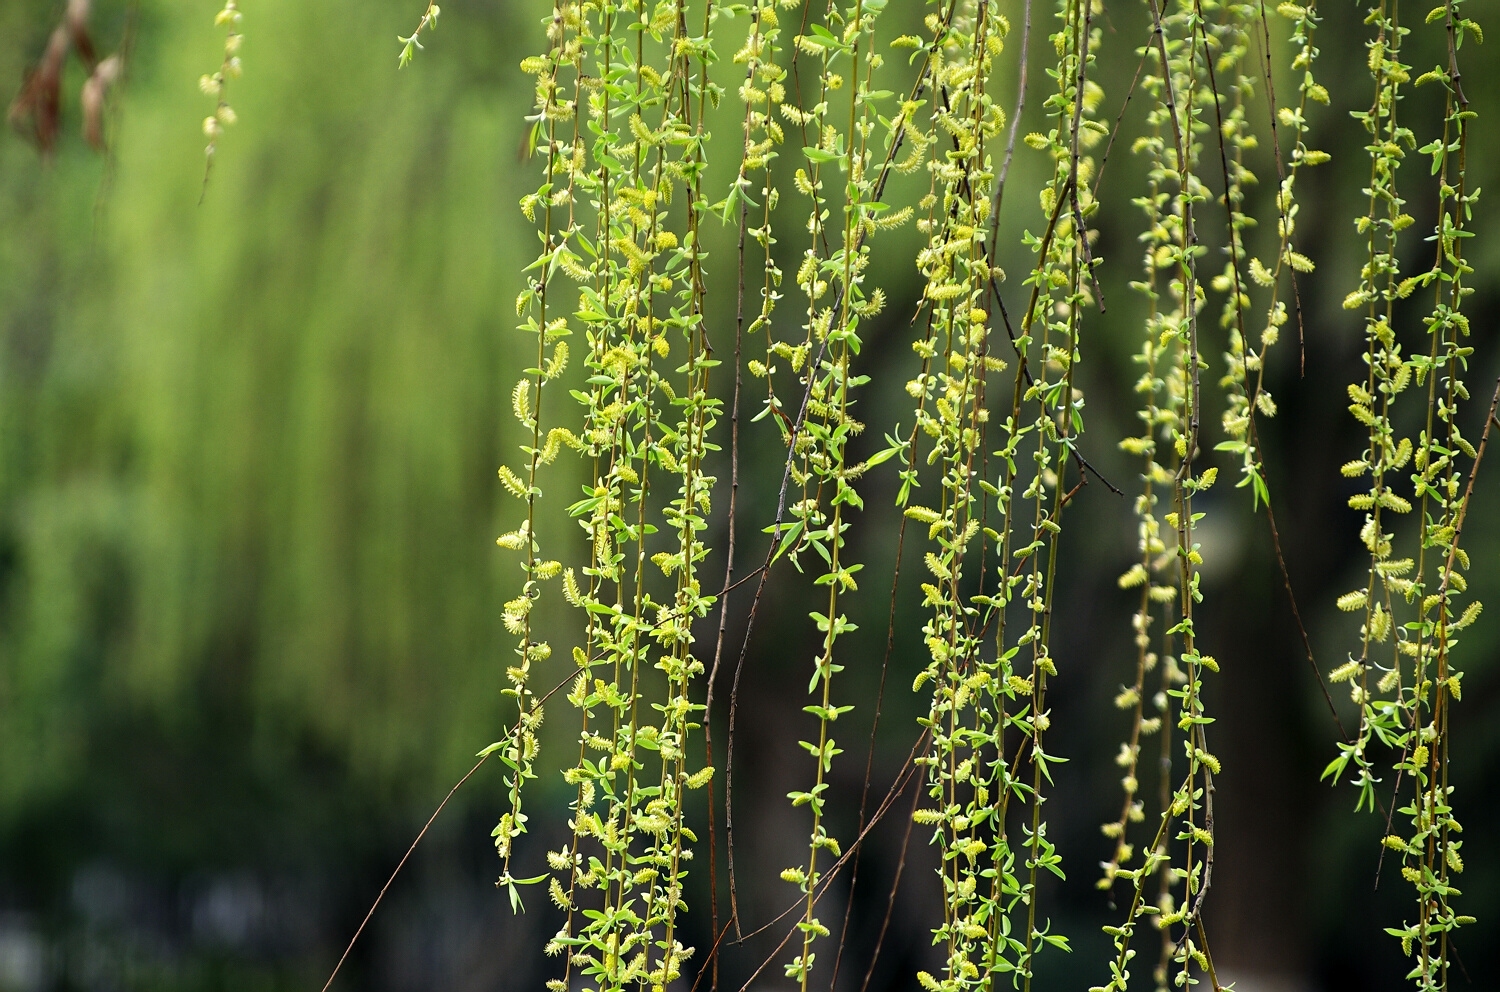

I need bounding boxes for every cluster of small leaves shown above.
[1093,0,1231,986]
[199,2,243,164]
[397,3,441,68]
[1204,0,1261,405]
[1327,0,1485,984]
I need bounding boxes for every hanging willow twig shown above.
[199,0,243,199]
[900,3,1028,988]
[499,0,586,922]
[775,0,894,985]
[1320,0,1486,985]
[1089,0,1295,981]
[519,3,727,990]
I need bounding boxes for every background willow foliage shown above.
[1,0,1499,990]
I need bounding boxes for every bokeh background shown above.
[2,1,1499,990]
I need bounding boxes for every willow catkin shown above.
[497,0,588,913]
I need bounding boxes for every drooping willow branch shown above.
[1216,0,1326,507]
[199,1,243,197]
[515,3,726,989]
[771,0,895,985]
[497,0,588,917]
[1091,0,1338,984]
[876,0,1110,985]
[1324,0,1485,986]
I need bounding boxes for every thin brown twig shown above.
[702,125,751,983]
[856,764,923,992]
[993,0,1032,218]
[688,745,924,992]
[317,757,487,992]
[1089,44,1150,201]
[316,670,580,992]
[734,731,927,947]
[725,740,927,992]
[826,468,915,991]
[1262,480,1348,738]
[989,278,1122,497]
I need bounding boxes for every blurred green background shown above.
[1,1,1498,990]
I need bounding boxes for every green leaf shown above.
[767,520,805,563]
[802,146,842,164]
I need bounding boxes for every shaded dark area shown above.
[1,1,1498,991]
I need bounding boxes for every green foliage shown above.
[481,0,1496,986]
[0,0,546,824]
[2,0,1498,989]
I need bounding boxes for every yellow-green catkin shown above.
[1092,0,1231,985]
